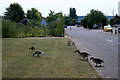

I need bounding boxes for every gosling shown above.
[90,57,105,67]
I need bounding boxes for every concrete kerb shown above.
[68,36,104,78]
[23,37,66,39]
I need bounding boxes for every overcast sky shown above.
[0,0,119,17]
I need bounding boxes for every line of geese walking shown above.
[28,40,105,67]
[68,40,105,67]
[74,49,105,67]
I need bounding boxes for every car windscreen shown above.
[105,26,111,28]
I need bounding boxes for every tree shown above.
[69,8,78,25]
[46,11,65,36]
[70,8,77,19]
[82,9,108,29]
[101,17,108,27]
[56,12,65,36]
[72,18,77,25]
[64,16,72,26]
[114,14,120,24]
[46,10,58,23]
[110,18,114,27]
[26,8,42,21]
[82,19,88,28]
[4,3,25,22]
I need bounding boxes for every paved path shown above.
[65,26,118,78]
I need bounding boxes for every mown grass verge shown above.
[2,38,100,78]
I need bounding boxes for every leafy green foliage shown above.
[101,16,108,27]
[46,10,58,23]
[69,8,78,25]
[115,18,120,24]
[3,5,65,38]
[4,3,25,22]
[2,16,64,38]
[70,8,77,19]
[108,15,120,27]
[2,20,17,38]
[82,19,88,28]
[46,11,65,37]
[64,16,72,26]
[26,19,42,27]
[72,18,77,26]
[110,18,114,27]
[114,15,120,24]
[82,9,108,29]
[26,8,42,21]
[2,19,47,38]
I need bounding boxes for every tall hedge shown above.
[2,20,17,38]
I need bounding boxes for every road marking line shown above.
[106,39,114,42]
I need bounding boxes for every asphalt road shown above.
[65,26,118,78]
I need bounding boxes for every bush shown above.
[88,22,93,29]
[3,17,63,38]
[82,19,88,28]
[2,20,17,38]
[26,19,42,27]
[17,33,25,38]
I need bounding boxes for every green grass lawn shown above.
[2,38,100,78]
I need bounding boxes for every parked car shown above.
[103,25,113,32]
[117,27,120,33]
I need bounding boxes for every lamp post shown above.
[42,24,45,37]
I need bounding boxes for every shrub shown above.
[2,20,17,38]
[82,19,88,28]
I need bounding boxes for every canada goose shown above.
[74,50,80,53]
[72,42,75,46]
[29,46,35,51]
[74,50,91,60]
[33,50,43,57]
[67,40,71,46]
[90,57,105,67]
